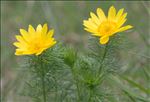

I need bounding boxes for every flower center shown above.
[98,21,117,36]
[28,42,41,52]
[34,45,40,50]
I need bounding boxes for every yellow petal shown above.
[117,13,127,22]
[15,49,31,55]
[36,40,56,56]
[116,13,127,28]
[13,42,28,50]
[122,13,127,20]
[117,25,133,32]
[13,42,22,48]
[28,25,35,34]
[36,24,42,32]
[117,19,127,28]
[108,6,116,20]
[83,20,97,30]
[91,33,102,37]
[35,24,42,38]
[100,36,109,44]
[45,41,57,48]
[84,28,98,34]
[20,29,29,41]
[90,12,100,25]
[47,29,54,38]
[35,49,45,56]
[15,50,24,55]
[97,8,106,22]
[88,18,98,28]
[15,35,25,43]
[115,8,124,21]
[42,23,48,34]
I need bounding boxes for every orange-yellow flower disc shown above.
[83,6,133,44]
[13,24,57,56]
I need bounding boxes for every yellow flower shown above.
[13,24,57,56]
[83,6,133,44]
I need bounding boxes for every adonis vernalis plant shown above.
[83,6,133,44]
[13,24,57,102]
[13,24,56,55]
[12,6,148,102]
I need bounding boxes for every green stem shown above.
[39,56,47,102]
[54,77,58,102]
[71,68,81,102]
[76,81,81,102]
[98,43,109,73]
[88,89,93,102]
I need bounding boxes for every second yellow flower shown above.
[83,6,133,44]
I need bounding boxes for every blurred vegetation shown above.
[1,1,150,102]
